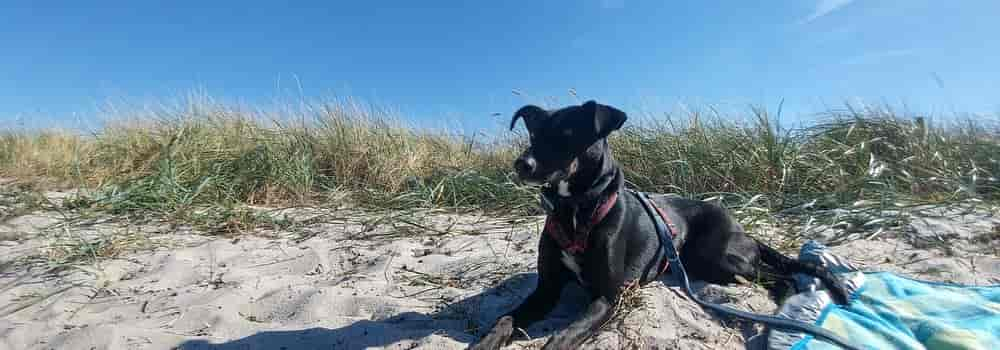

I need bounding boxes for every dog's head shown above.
[509,100,627,186]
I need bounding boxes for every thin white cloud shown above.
[841,49,917,65]
[800,0,856,24]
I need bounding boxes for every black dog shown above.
[469,101,849,350]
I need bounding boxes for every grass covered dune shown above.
[2,97,998,223]
[1,97,999,349]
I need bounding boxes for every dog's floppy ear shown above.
[510,105,547,131]
[581,100,627,139]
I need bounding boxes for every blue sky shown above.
[1,1,998,133]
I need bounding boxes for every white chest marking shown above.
[561,251,585,284]
[557,180,571,197]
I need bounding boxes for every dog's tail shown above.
[755,240,850,304]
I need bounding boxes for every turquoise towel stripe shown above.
[793,272,1000,350]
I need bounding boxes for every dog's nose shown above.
[515,157,536,175]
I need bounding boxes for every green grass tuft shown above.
[2,97,997,233]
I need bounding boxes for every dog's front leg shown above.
[469,235,567,350]
[541,295,615,350]
[541,236,627,350]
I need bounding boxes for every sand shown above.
[1,188,998,350]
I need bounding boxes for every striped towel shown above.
[769,242,1000,350]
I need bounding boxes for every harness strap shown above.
[544,190,619,254]
[629,189,862,350]
[644,195,677,275]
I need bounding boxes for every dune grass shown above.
[2,97,995,335]
[2,97,998,236]
[615,106,999,203]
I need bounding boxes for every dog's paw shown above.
[494,315,515,336]
[469,316,515,350]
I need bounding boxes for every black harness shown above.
[630,189,862,350]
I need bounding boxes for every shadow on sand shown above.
[176,272,591,350]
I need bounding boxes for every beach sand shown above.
[2,188,998,350]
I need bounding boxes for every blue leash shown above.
[629,189,863,350]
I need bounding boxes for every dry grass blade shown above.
[1,98,997,237]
